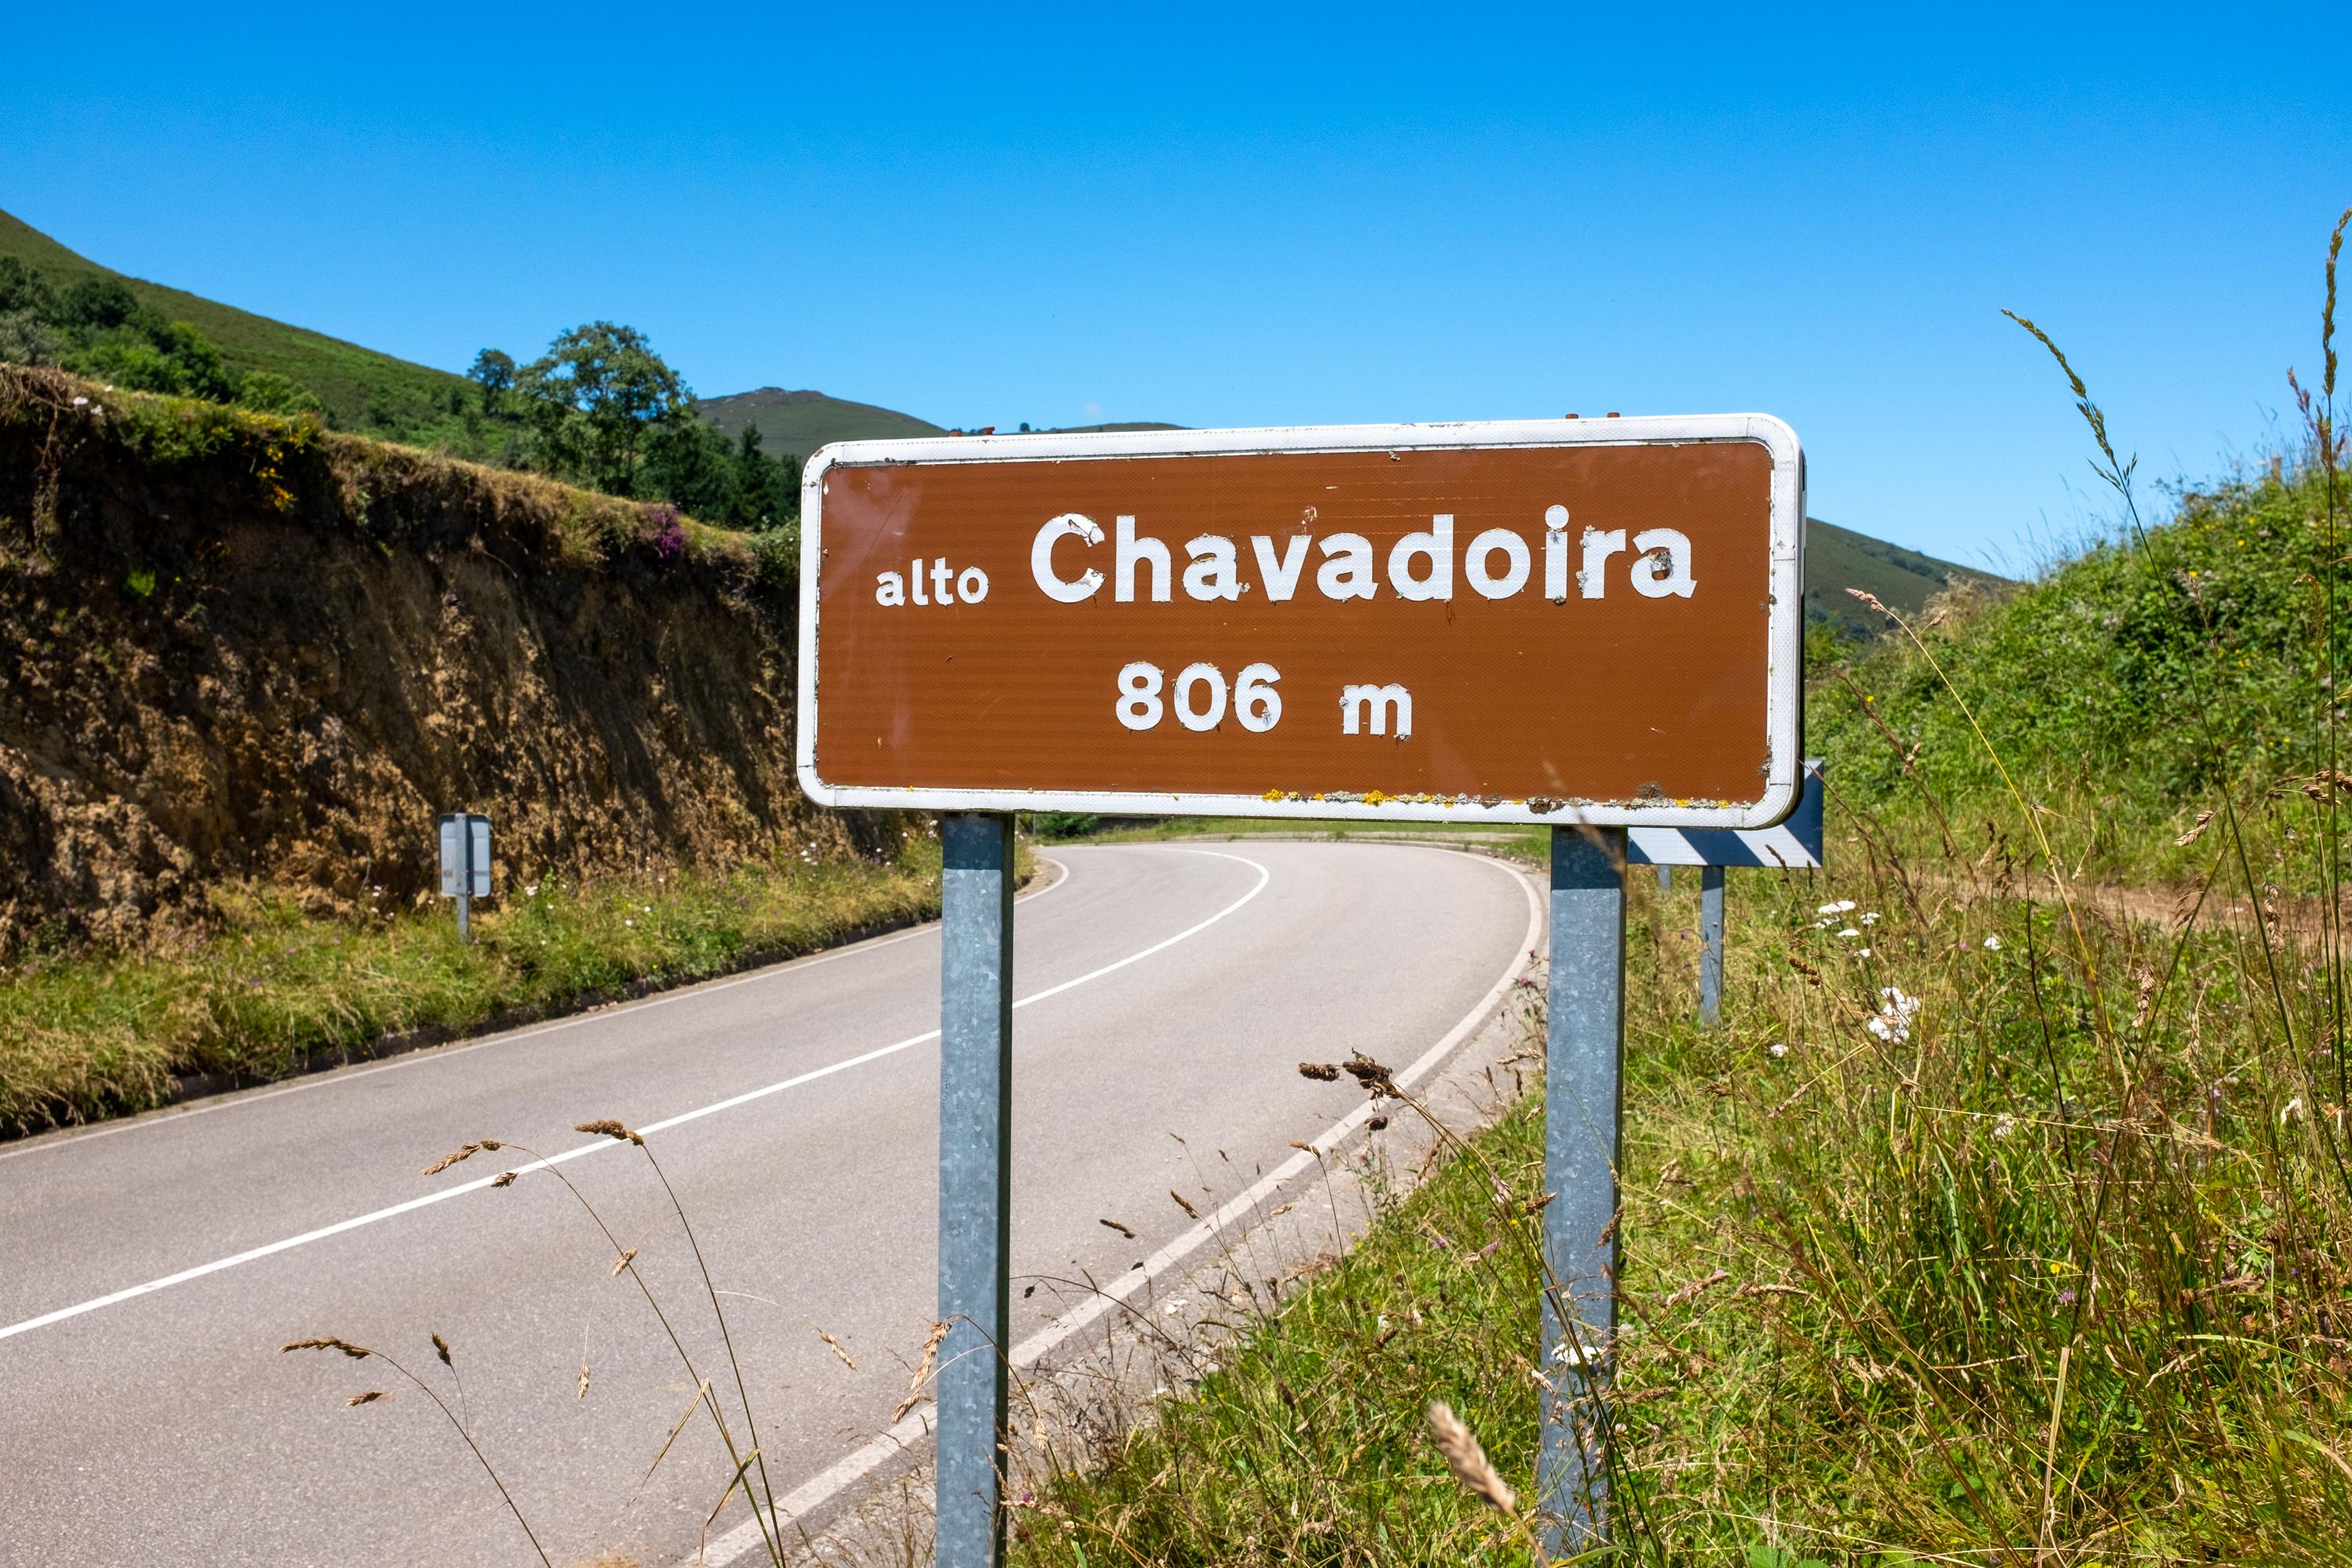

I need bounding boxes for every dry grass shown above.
[0,833,951,1133]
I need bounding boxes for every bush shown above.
[1030,812,1099,840]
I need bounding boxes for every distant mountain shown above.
[1805,517,1998,635]
[694,387,946,459]
[691,390,1190,459]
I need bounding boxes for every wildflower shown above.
[623,919,634,927]
[2057,1288,2077,1306]
[1857,947,1872,957]
[72,395,88,406]
[1768,1043,1788,1058]
[2281,1098,2304,1126]
[1817,899,1857,915]
[1993,1115,2016,1139]
[1984,935,2002,950]
[1838,927,1861,938]
[1867,987,1920,1044]
[525,884,539,898]
[1860,911,1880,925]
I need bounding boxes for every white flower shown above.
[1860,911,1880,925]
[1993,1115,2016,1139]
[1984,935,2002,951]
[642,905,652,914]
[1857,947,1873,957]
[1769,1043,1788,1058]
[1838,927,1861,938]
[1812,920,1831,929]
[1816,899,1857,915]
[524,884,539,897]
[1867,986,1919,1044]
[623,919,634,927]
[2281,1098,2303,1126]
[71,395,89,406]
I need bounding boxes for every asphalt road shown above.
[0,841,1535,1568]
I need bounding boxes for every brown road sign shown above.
[797,416,1802,827]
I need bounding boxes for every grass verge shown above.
[1013,850,2352,1566]
[0,836,966,1135]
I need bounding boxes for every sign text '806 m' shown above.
[796,416,1803,829]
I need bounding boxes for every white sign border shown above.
[797,414,1804,829]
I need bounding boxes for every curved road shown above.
[0,841,1535,1567]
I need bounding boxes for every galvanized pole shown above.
[1698,864,1725,1027]
[936,813,1014,1568]
[456,828,473,945]
[1540,826,1624,1552]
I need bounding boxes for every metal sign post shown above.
[1540,827,1625,1548]
[791,416,1804,1563]
[936,814,1015,1566]
[1629,760,1825,1026]
[1698,866,1726,1026]
[436,813,492,942]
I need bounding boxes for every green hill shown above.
[1805,515,1994,635]
[0,206,487,450]
[693,387,946,457]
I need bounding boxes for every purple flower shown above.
[648,503,686,562]
[2056,1288,2077,1306]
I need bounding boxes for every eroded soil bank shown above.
[0,366,865,950]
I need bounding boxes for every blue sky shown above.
[5,3,2346,568]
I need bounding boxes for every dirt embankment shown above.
[0,366,862,949]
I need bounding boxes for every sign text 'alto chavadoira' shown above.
[797,416,1803,827]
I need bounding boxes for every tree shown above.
[60,278,143,332]
[734,423,801,528]
[467,347,515,413]
[0,257,55,318]
[517,322,689,497]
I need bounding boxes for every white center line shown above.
[0,850,1265,1345]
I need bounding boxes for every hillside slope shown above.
[1805,515,1994,633]
[1812,466,2336,882]
[0,207,485,447]
[694,385,945,456]
[0,365,880,949]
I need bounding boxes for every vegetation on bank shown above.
[0,364,793,590]
[1813,463,2347,888]
[1015,835,2352,1564]
[0,216,803,538]
[0,833,953,1135]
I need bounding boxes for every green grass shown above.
[1016,835,2352,1565]
[0,837,959,1134]
[1813,465,2346,888]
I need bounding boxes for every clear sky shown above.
[5,3,2345,568]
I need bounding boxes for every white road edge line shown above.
[697,848,1545,1567]
[0,854,1075,1168]
[0,850,1248,1345]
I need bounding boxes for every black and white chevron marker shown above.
[1626,758,1824,869]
